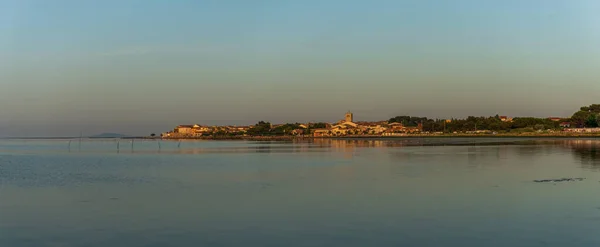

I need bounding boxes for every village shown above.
[161,108,600,139]
[161,111,427,138]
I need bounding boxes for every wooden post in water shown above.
[131,139,134,152]
[68,140,72,152]
[117,141,120,152]
[157,140,161,151]
[178,141,181,148]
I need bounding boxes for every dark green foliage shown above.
[580,104,600,113]
[310,122,328,129]
[271,123,303,135]
[246,121,272,136]
[393,115,559,133]
[246,122,308,136]
[570,111,590,128]
[388,116,427,127]
[570,104,600,128]
[585,114,598,128]
[511,118,557,130]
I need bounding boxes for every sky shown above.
[1,0,599,137]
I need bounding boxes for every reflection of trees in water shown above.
[502,140,600,168]
[501,140,562,158]
[255,145,272,153]
[514,145,546,157]
[312,139,600,169]
[564,140,600,169]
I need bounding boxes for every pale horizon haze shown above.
[1,0,600,137]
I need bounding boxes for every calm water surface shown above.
[2,138,600,246]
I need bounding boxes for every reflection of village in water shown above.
[34,138,600,169]
[119,139,600,162]
[318,139,600,169]
[168,139,397,155]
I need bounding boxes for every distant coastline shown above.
[161,105,600,140]
[4,133,600,141]
[0,136,147,140]
[160,133,600,141]
[0,136,84,140]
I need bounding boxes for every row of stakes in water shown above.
[68,139,182,152]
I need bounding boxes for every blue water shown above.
[2,138,600,246]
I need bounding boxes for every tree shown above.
[462,122,475,131]
[585,114,599,128]
[568,104,600,128]
[388,116,429,127]
[581,104,600,113]
[488,122,502,131]
[271,123,303,136]
[246,121,272,136]
[213,130,227,136]
[571,111,590,128]
[150,133,156,137]
[310,122,328,129]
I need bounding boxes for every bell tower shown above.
[345,111,353,123]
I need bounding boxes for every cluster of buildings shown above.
[161,111,424,138]
[162,124,252,138]
[312,111,423,137]
[547,116,572,128]
[162,112,600,138]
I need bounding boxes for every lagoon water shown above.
[2,138,600,246]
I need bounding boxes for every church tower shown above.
[345,111,353,123]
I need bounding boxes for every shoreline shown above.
[159,134,600,141]
[5,134,600,141]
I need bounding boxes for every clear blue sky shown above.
[1,0,599,136]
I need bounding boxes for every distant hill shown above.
[88,133,129,138]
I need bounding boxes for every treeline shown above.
[397,104,600,133]
[210,122,329,137]
[412,116,560,133]
[388,116,428,127]
[245,122,328,136]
